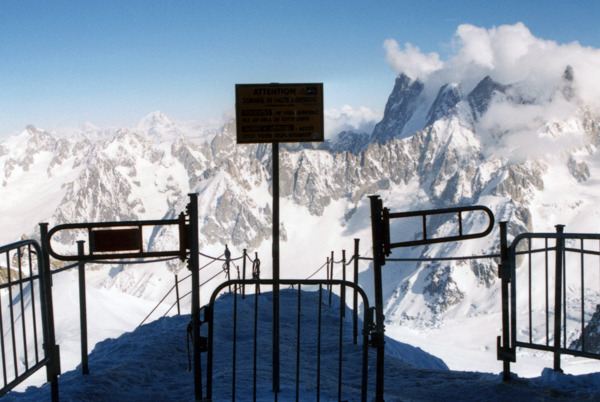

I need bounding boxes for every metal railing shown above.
[0,240,58,401]
[499,224,600,377]
[204,279,372,402]
[37,193,205,400]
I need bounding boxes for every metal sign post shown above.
[235,83,324,395]
[272,142,280,393]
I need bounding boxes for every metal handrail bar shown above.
[44,217,186,261]
[385,205,495,250]
[509,232,600,253]
[513,341,600,360]
[0,273,42,290]
[0,240,39,254]
[84,256,181,265]
[358,254,501,262]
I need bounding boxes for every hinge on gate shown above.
[498,263,511,283]
[199,336,208,353]
[199,305,211,325]
[46,344,61,382]
[496,336,516,362]
[369,331,386,349]
[365,307,376,331]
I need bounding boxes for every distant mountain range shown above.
[1,67,599,339]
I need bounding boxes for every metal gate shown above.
[0,239,59,400]
[498,224,600,377]
[368,195,495,401]
[204,279,372,401]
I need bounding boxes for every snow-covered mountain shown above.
[2,67,600,377]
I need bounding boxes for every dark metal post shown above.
[554,224,565,372]
[498,222,511,381]
[77,241,89,375]
[175,275,181,315]
[341,250,346,318]
[187,194,203,400]
[368,195,386,402]
[242,249,247,299]
[272,142,281,394]
[39,223,60,402]
[329,251,334,305]
[353,238,360,345]
[225,245,232,293]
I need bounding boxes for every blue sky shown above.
[1,0,599,136]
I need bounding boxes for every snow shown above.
[4,288,600,401]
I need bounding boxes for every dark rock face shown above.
[423,265,464,314]
[426,84,463,127]
[568,156,590,182]
[467,76,508,120]
[570,305,600,353]
[370,74,424,144]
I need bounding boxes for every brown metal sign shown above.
[90,228,142,253]
[235,83,324,144]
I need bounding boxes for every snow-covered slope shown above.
[6,289,600,401]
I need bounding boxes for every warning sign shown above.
[235,83,324,144]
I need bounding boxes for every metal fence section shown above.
[498,225,600,378]
[205,279,372,402]
[40,193,202,399]
[0,239,59,401]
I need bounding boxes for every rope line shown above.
[306,262,328,280]
[199,252,243,262]
[142,244,508,327]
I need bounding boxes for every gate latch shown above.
[496,336,516,362]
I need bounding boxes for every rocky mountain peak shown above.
[563,65,574,82]
[211,119,236,162]
[136,111,180,143]
[138,111,172,128]
[425,83,462,127]
[562,65,576,101]
[369,73,425,144]
[467,76,507,120]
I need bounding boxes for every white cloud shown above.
[324,105,382,139]
[385,22,600,111]
[383,40,444,81]
[476,95,584,162]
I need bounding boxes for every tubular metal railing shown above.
[0,240,58,401]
